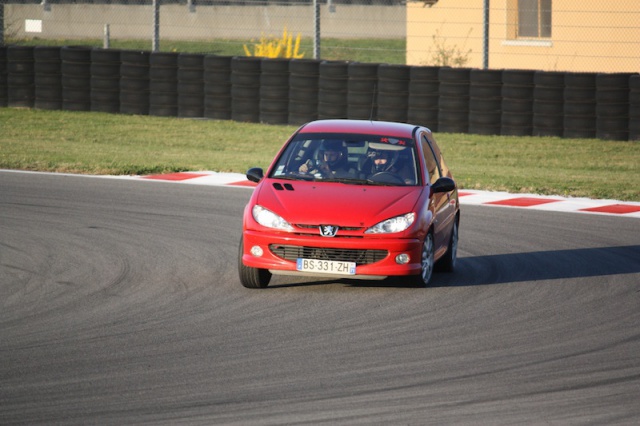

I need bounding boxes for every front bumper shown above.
[242,230,423,278]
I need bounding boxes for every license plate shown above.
[296,258,356,275]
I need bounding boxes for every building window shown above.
[517,0,552,38]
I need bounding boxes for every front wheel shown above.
[437,219,458,273]
[238,237,271,288]
[411,232,435,287]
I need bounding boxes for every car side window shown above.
[421,134,441,185]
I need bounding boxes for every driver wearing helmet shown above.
[299,140,352,177]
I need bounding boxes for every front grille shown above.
[295,224,364,232]
[269,244,387,265]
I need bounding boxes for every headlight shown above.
[252,205,294,231]
[365,213,415,234]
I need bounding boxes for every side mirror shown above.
[431,177,456,194]
[246,167,264,183]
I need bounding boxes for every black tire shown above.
[178,53,204,69]
[533,86,563,102]
[408,94,439,109]
[178,68,204,82]
[290,74,319,89]
[469,84,502,98]
[91,63,120,77]
[377,92,408,109]
[319,76,348,91]
[469,110,501,125]
[34,46,61,61]
[204,55,233,70]
[438,67,470,83]
[564,72,596,88]
[410,66,440,81]
[204,70,231,85]
[437,219,458,272]
[150,79,178,93]
[409,80,439,94]
[91,48,121,64]
[289,87,319,102]
[260,73,289,87]
[260,57,290,73]
[378,64,410,80]
[232,56,262,73]
[178,81,205,95]
[564,101,596,116]
[120,50,150,66]
[238,237,272,289]
[501,69,534,85]
[411,232,435,287]
[289,59,320,76]
[318,89,347,104]
[60,46,91,62]
[348,63,378,79]
[534,71,565,87]
[319,60,349,78]
[470,69,502,84]
[150,51,178,67]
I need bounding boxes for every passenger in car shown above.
[359,147,415,184]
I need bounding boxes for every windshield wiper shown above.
[322,177,397,186]
[274,173,315,181]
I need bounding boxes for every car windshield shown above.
[269,133,420,186]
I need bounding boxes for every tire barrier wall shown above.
[149,52,179,117]
[0,47,7,107]
[120,50,150,115]
[501,70,534,137]
[260,57,290,125]
[91,48,121,114]
[204,55,232,120]
[438,67,470,134]
[407,66,439,132]
[7,46,35,108]
[318,61,348,120]
[178,53,205,118]
[61,46,92,112]
[532,71,564,137]
[2,46,638,141]
[468,69,502,135]
[34,46,63,111]
[289,59,320,126]
[630,75,640,141]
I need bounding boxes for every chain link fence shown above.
[1,1,639,140]
[2,1,638,71]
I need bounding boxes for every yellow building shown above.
[407,0,640,73]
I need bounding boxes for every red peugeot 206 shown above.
[239,119,459,288]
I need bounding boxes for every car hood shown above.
[255,179,424,227]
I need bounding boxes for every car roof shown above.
[298,119,423,139]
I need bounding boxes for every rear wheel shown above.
[412,232,435,287]
[238,237,271,289]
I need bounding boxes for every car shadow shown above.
[435,245,640,287]
[267,245,640,289]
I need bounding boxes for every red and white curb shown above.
[136,171,640,218]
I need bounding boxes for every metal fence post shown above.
[152,0,160,52]
[313,0,320,60]
[104,24,110,49]
[0,3,4,46]
[483,0,489,69]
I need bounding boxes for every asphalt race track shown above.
[1,171,639,425]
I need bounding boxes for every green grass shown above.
[1,108,639,201]
[14,37,406,64]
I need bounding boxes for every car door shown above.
[420,132,456,256]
